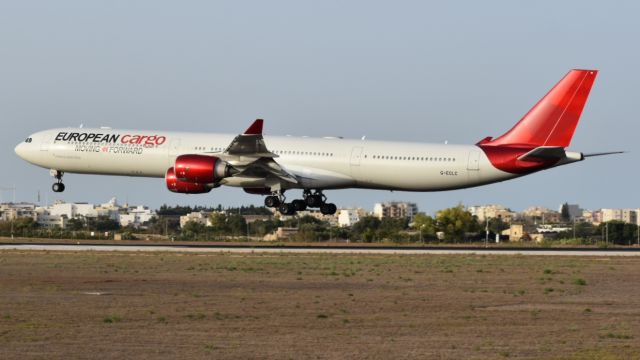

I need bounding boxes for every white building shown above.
[373,202,418,220]
[338,208,368,227]
[468,204,514,222]
[601,209,623,223]
[36,213,67,228]
[119,205,156,227]
[597,208,637,224]
[180,211,212,228]
[622,209,637,225]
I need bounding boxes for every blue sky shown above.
[1,1,638,213]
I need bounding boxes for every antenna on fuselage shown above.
[79,124,84,128]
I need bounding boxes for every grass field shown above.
[1,251,639,359]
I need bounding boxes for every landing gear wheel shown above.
[50,170,65,193]
[265,195,281,208]
[292,199,307,211]
[320,203,337,215]
[52,183,65,193]
[305,194,323,208]
[278,203,296,216]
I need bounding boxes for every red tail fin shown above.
[489,69,597,147]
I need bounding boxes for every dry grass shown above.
[1,251,639,359]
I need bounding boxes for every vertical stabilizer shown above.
[489,69,597,147]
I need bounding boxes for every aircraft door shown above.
[467,150,480,170]
[40,134,52,152]
[467,149,481,183]
[349,146,364,181]
[350,147,363,166]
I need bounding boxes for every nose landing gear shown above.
[50,170,65,193]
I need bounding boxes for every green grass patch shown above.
[103,315,122,324]
[573,278,587,286]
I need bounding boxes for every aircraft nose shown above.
[15,142,29,159]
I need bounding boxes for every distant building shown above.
[48,201,98,219]
[338,208,368,227]
[180,211,212,228]
[36,213,67,228]
[521,206,560,223]
[582,210,596,224]
[468,204,514,222]
[119,205,156,228]
[622,209,637,225]
[0,198,155,229]
[373,202,418,220]
[502,223,562,243]
[598,208,637,224]
[558,204,582,220]
[0,203,36,221]
[503,224,525,242]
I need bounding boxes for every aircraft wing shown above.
[213,119,299,185]
[222,119,276,158]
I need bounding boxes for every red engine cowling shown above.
[174,154,231,184]
[165,167,211,194]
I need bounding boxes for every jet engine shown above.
[174,154,233,184]
[165,167,211,194]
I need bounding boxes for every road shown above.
[2,243,640,256]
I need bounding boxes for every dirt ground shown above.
[1,251,639,359]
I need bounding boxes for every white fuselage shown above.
[16,127,516,192]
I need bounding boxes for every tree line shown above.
[1,204,639,245]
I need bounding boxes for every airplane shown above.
[15,69,620,216]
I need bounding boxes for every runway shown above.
[2,243,640,256]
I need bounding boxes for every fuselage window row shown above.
[369,155,456,162]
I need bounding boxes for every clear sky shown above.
[1,1,638,214]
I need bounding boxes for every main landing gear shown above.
[264,190,337,216]
[51,170,65,193]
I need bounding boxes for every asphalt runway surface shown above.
[2,243,640,256]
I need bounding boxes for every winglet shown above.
[244,119,263,135]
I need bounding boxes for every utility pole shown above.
[573,217,576,240]
[485,217,489,248]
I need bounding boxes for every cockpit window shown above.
[25,138,32,143]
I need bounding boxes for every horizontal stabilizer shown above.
[583,151,625,158]
[517,146,566,161]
